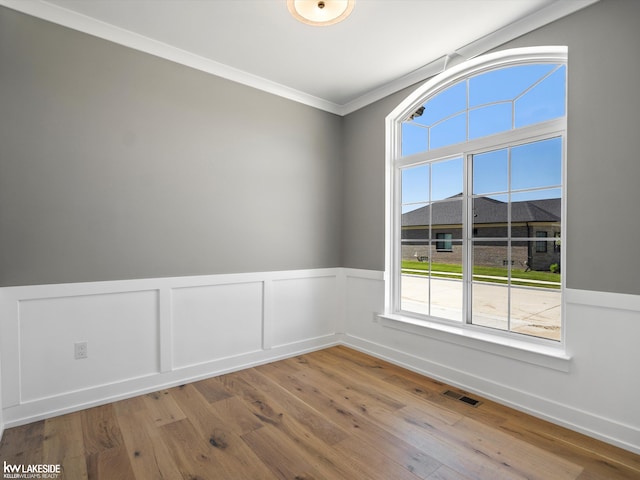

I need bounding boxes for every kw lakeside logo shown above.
[3,461,61,479]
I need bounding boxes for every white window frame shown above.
[382,46,570,370]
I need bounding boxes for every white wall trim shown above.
[0,0,343,115]
[377,313,571,372]
[2,267,638,456]
[2,337,340,429]
[158,286,172,373]
[566,288,640,312]
[0,268,342,428]
[343,268,384,281]
[0,0,599,116]
[340,1,599,115]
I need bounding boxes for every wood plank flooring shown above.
[1,346,639,479]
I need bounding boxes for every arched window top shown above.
[385,46,568,346]
[392,46,568,157]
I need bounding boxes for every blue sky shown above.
[401,63,565,210]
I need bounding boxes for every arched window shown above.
[385,47,566,344]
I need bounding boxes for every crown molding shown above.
[0,0,344,115]
[1,0,598,117]
[337,0,599,115]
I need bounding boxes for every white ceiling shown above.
[1,0,597,114]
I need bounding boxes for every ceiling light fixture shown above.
[288,0,355,27]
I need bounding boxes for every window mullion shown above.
[392,138,403,315]
[463,153,472,325]
[507,147,513,333]
[428,165,433,317]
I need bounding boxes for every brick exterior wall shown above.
[402,224,561,271]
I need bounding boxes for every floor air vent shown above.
[442,390,482,407]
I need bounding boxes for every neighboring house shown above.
[402,195,561,270]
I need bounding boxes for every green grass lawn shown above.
[401,260,561,288]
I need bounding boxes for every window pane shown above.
[472,284,509,331]
[401,240,430,264]
[472,194,509,238]
[473,148,508,195]
[401,242,431,316]
[430,113,467,150]
[511,189,561,238]
[510,279,561,341]
[415,81,467,126]
[472,240,510,275]
[402,206,429,253]
[432,240,463,322]
[436,233,453,251]
[402,164,429,204]
[515,65,566,128]
[469,64,557,107]
[400,238,464,322]
[430,199,463,234]
[514,240,561,275]
[402,212,429,240]
[536,231,548,252]
[401,123,428,157]
[472,241,509,331]
[401,269,429,316]
[431,277,463,322]
[469,103,512,140]
[511,137,562,190]
[431,237,462,272]
[393,52,566,342]
[431,157,463,201]
[511,240,529,271]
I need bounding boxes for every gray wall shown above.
[342,0,640,295]
[0,7,343,286]
[3,0,640,295]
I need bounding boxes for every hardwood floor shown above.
[1,346,639,479]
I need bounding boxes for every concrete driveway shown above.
[401,275,561,340]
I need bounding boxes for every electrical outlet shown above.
[74,341,88,360]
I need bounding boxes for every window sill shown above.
[378,313,571,372]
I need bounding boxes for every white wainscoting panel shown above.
[1,268,639,455]
[172,282,263,369]
[0,269,342,427]
[271,274,338,348]
[19,291,160,403]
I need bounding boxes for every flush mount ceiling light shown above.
[288,0,355,26]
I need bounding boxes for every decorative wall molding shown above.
[0,268,341,427]
[565,287,640,312]
[0,0,343,115]
[1,268,638,455]
[0,0,599,116]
